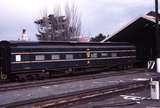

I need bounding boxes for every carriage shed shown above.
[103,11,160,67]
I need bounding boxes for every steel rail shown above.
[0,68,145,92]
[0,80,148,108]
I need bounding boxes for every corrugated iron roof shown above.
[101,11,160,43]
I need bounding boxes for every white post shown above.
[150,80,160,100]
[156,58,160,73]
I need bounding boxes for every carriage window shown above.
[51,54,60,60]
[66,54,73,59]
[101,53,108,57]
[16,55,21,62]
[91,53,97,58]
[111,53,117,57]
[35,55,45,61]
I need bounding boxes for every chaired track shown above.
[0,80,148,108]
[0,68,146,92]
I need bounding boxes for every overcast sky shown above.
[0,0,157,40]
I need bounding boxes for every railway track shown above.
[0,80,149,108]
[0,68,146,92]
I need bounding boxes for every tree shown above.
[90,33,106,42]
[65,3,81,40]
[35,3,81,41]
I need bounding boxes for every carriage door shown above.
[0,45,9,80]
[0,45,2,80]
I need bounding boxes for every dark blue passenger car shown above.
[0,41,136,81]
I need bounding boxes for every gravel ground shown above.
[0,71,157,106]
[69,88,160,108]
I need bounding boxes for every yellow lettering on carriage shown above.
[86,49,91,58]
[86,49,91,64]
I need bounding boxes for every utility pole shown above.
[155,0,160,73]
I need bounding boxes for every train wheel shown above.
[27,75,34,81]
[15,76,20,81]
[35,74,41,80]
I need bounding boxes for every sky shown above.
[0,0,157,40]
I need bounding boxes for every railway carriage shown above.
[0,41,136,81]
